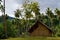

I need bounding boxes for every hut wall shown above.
[30,23,52,36]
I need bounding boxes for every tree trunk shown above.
[3,15,7,38]
[3,0,7,38]
[16,18,20,37]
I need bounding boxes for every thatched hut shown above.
[28,21,53,37]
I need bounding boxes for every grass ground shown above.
[1,37,60,40]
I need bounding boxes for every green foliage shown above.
[46,8,54,19]
[0,0,60,39]
[0,0,4,12]
[0,20,19,38]
[30,2,40,20]
[14,9,21,18]
[55,8,60,17]
[6,20,17,37]
[0,23,4,38]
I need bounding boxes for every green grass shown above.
[1,37,60,40]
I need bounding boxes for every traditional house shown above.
[28,20,53,37]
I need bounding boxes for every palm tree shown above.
[46,8,54,27]
[23,3,33,31]
[14,9,21,36]
[30,2,41,21]
[46,8,55,36]
[55,8,60,26]
[25,9,33,31]
[54,8,60,36]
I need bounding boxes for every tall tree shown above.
[54,8,60,36]
[23,2,33,32]
[23,1,41,34]
[30,2,41,21]
[46,8,55,36]
[0,0,7,38]
[55,8,60,25]
[46,8,54,27]
[14,9,21,36]
[25,7,33,31]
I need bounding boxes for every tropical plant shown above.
[30,2,41,21]
[14,9,21,36]
[54,8,60,36]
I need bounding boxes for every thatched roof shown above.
[28,20,53,33]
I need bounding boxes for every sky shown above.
[0,0,60,17]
